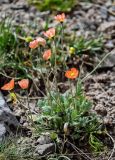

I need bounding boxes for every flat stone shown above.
[37,134,52,145]
[10,4,28,10]
[110,83,115,87]
[98,21,115,32]
[35,143,55,156]
[105,41,114,49]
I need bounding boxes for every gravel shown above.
[0,0,115,159]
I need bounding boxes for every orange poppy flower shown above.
[36,37,46,46]
[43,49,51,60]
[1,79,14,91]
[29,40,38,49]
[18,79,29,89]
[55,13,65,22]
[65,68,79,79]
[43,28,55,39]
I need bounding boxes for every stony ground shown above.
[85,69,115,131]
[0,0,115,159]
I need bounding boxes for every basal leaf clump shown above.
[37,82,104,152]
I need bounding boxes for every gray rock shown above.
[0,92,20,142]
[100,6,108,19]
[35,143,55,156]
[0,123,6,142]
[37,11,50,18]
[0,0,9,4]
[109,15,115,21]
[98,21,115,32]
[10,4,28,10]
[105,41,114,49]
[80,2,93,11]
[37,134,52,145]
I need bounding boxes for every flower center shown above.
[70,72,75,76]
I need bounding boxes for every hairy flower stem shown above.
[39,46,50,96]
[69,80,76,110]
[61,22,64,50]
[52,40,58,92]
[81,49,114,82]
[61,22,67,69]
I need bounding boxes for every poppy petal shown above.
[18,79,29,89]
[1,79,14,91]
[43,49,51,60]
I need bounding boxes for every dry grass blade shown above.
[67,141,92,160]
[82,49,115,82]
